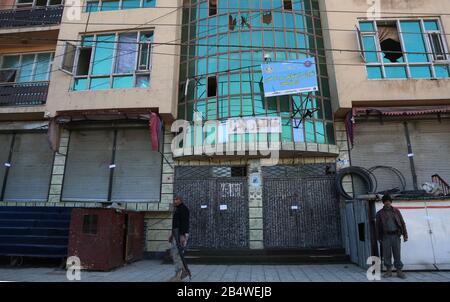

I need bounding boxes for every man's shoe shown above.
[397,269,407,279]
[180,269,190,281]
[168,270,183,282]
[383,268,393,278]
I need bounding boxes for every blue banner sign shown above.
[261,58,319,97]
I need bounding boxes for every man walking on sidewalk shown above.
[376,194,408,279]
[168,196,190,282]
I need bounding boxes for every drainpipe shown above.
[403,121,419,190]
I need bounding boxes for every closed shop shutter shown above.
[350,122,414,190]
[3,133,54,202]
[409,120,450,185]
[0,134,13,195]
[111,128,162,202]
[62,130,113,201]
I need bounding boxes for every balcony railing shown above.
[0,81,49,106]
[0,5,63,29]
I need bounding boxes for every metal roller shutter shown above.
[350,122,414,190]
[111,128,162,202]
[3,133,54,202]
[0,134,12,195]
[62,130,113,202]
[409,120,450,185]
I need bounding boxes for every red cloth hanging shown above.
[149,112,162,152]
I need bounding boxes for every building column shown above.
[47,128,69,203]
[248,159,264,249]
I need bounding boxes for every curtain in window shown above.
[115,33,138,74]
[378,26,400,43]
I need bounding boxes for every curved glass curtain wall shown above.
[178,0,335,146]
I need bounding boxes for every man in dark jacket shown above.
[168,196,190,282]
[376,194,408,279]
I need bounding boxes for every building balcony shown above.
[0,81,49,107]
[0,5,63,29]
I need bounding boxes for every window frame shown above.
[358,18,450,80]
[70,30,153,91]
[84,0,156,12]
[0,51,54,83]
[15,0,64,9]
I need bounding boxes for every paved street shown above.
[0,260,449,282]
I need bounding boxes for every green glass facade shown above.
[178,0,335,145]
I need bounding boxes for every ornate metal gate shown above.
[262,164,342,249]
[174,167,249,249]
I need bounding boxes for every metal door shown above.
[174,178,215,249]
[263,164,342,249]
[174,167,249,249]
[215,178,249,249]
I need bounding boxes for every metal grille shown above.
[263,164,342,249]
[262,163,334,178]
[174,177,249,249]
[175,166,247,179]
[175,166,210,179]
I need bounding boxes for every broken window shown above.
[209,0,217,16]
[207,76,217,98]
[283,0,293,11]
[358,19,450,79]
[229,14,237,31]
[262,11,273,25]
[69,31,153,91]
[378,22,403,63]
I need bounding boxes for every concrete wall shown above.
[45,0,182,120]
[319,0,450,116]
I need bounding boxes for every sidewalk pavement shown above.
[0,260,449,282]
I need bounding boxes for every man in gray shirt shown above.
[375,195,408,279]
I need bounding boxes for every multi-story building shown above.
[1,0,448,269]
[321,0,450,269]
[0,0,183,259]
[168,0,345,259]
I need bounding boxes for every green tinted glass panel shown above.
[362,36,378,62]
[2,55,19,69]
[112,75,133,88]
[359,22,375,32]
[92,34,115,75]
[435,65,450,78]
[410,66,432,78]
[73,78,87,91]
[367,66,382,79]
[143,0,156,8]
[82,35,94,47]
[207,99,217,120]
[315,121,325,144]
[90,77,110,90]
[242,96,253,117]
[18,54,34,82]
[326,122,335,145]
[305,120,315,142]
[400,21,429,63]
[230,97,241,117]
[34,53,51,81]
[86,2,99,12]
[122,0,141,9]
[385,66,407,79]
[424,20,439,31]
[101,0,120,11]
[229,73,240,94]
[282,119,293,142]
[136,75,150,88]
[218,98,229,118]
